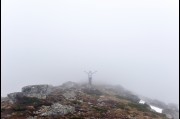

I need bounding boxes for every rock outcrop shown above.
[7,92,25,103]
[22,85,53,99]
[7,85,54,103]
[1,82,178,119]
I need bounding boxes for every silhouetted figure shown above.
[84,71,97,85]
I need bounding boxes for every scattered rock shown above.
[27,116,37,119]
[26,106,35,110]
[63,91,76,100]
[38,103,75,116]
[2,82,178,119]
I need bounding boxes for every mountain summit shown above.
[1,81,179,119]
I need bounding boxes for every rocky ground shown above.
[1,81,178,119]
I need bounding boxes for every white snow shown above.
[150,105,163,113]
[139,100,145,104]
[139,99,163,113]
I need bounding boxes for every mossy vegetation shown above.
[92,106,108,113]
[15,96,52,109]
[127,102,150,112]
[116,103,126,109]
[12,105,26,111]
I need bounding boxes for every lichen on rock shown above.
[37,103,75,116]
[22,85,53,99]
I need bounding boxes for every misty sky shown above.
[1,0,179,105]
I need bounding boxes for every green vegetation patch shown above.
[116,103,126,109]
[92,106,108,113]
[12,105,26,111]
[128,102,150,112]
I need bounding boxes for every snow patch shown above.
[139,100,145,104]
[150,105,162,113]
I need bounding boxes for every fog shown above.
[1,0,179,105]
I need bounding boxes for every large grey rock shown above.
[7,85,54,103]
[22,85,53,99]
[7,92,25,103]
